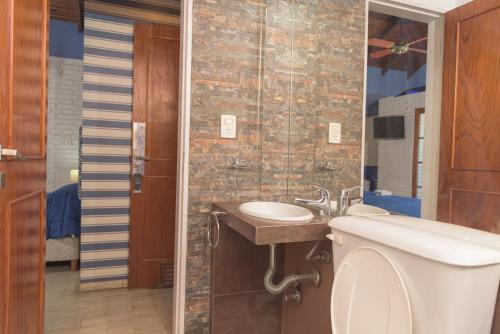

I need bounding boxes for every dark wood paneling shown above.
[12,0,48,158]
[452,7,500,171]
[50,0,83,31]
[129,23,180,289]
[0,0,48,332]
[439,1,500,331]
[439,0,500,229]
[450,189,500,234]
[7,192,45,334]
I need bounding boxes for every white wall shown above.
[377,92,425,197]
[455,0,473,7]
[47,56,83,192]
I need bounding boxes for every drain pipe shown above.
[264,243,320,295]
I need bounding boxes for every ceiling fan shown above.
[369,36,428,59]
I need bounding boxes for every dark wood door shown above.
[0,0,48,333]
[438,0,500,332]
[129,23,180,289]
[439,0,500,234]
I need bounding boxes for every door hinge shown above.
[0,172,5,189]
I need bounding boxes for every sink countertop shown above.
[213,202,331,245]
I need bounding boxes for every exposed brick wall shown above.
[47,56,83,192]
[377,92,426,196]
[188,2,265,331]
[312,0,366,198]
[187,0,365,332]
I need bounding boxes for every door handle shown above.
[134,155,151,161]
[0,145,25,161]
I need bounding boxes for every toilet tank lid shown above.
[329,216,500,267]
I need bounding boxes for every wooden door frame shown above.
[360,0,446,220]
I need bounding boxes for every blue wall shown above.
[366,65,426,106]
[50,20,84,60]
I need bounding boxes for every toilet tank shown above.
[328,215,500,334]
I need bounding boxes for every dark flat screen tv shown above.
[374,116,405,139]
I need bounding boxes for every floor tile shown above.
[45,268,173,334]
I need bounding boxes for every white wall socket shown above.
[221,115,237,139]
[329,122,341,144]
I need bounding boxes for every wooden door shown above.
[438,0,500,233]
[129,23,180,289]
[439,0,500,331]
[0,0,49,333]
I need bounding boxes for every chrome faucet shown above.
[230,159,249,170]
[337,186,362,216]
[295,185,331,216]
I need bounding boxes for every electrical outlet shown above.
[329,122,341,144]
[221,115,237,139]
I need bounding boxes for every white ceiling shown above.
[455,0,473,6]
[388,0,473,13]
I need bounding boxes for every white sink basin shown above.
[239,202,314,222]
[347,203,390,216]
[330,201,390,216]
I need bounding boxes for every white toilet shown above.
[327,215,500,334]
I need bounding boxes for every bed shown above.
[363,191,421,218]
[46,183,81,270]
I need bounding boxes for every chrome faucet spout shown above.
[294,197,324,205]
[337,185,362,216]
[294,185,331,216]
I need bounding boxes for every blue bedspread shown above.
[363,191,421,218]
[46,183,81,239]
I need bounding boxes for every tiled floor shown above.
[45,267,173,334]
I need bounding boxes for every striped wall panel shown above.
[85,0,181,26]
[81,11,134,289]
[81,1,180,291]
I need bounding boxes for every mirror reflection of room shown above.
[363,11,428,218]
[44,1,180,333]
[44,15,85,330]
[45,18,83,275]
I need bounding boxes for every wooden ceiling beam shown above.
[77,0,84,32]
[50,0,84,32]
[368,11,427,76]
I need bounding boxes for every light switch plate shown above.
[221,115,237,139]
[329,122,341,144]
